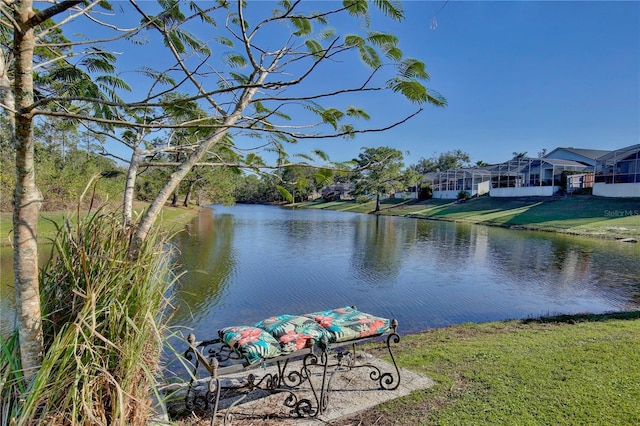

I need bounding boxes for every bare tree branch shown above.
[27,0,84,29]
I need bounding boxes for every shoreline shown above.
[291,194,640,242]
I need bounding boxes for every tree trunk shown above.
[129,70,269,259]
[123,147,141,228]
[0,50,16,140]
[13,0,44,381]
[171,191,178,207]
[183,180,195,207]
[375,194,381,212]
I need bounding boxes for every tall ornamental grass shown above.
[1,210,178,425]
[0,331,25,425]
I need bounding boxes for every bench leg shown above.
[337,332,402,391]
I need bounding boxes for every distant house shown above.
[566,173,595,194]
[424,168,492,199]
[543,147,611,167]
[542,147,613,193]
[321,183,355,200]
[593,144,640,197]
[489,157,589,197]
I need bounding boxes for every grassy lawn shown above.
[341,312,640,425]
[0,203,200,247]
[296,196,640,240]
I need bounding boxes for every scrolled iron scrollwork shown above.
[182,322,402,423]
[282,392,316,418]
[282,367,306,387]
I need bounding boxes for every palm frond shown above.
[358,44,380,68]
[425,88,448,107]
[320,108,345,130]
[346,106,370,120]
[213,36,234,47]
[189,1,218,26]
[79,48,117,74]
[137,67,177,86]
[387,78,428,104]
[294,153,314,162]
[276,185,294,202]
[312,149,330,162]
[95,75,132,92]
[223,53,247,68]
[398,57,430,80]
[385,46,403,62]
[373,0,404,21]
[343,0,368,17]
[291,17,312,37]
[338,124,357,138]
[316,27,336,40]
[229,72,250,85]
[366,31,398,48]
[344,34,365,48]
[305,39,324,58]
[302,100,324,116]
[245,152,265,166]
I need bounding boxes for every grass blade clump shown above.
[0,330,25,424]
[13,209,177,425]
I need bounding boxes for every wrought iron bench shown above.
[182,306,401,425]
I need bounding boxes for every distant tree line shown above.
[0,121,484,211]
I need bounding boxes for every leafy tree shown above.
[120,0,447,256]
[197,167,239,206]
[512,151,528,158]
[277,165,334,203]
[2,0,136,377]
[351,146,406,212]
[234,173,262,202]
[411,149,471,173]
[402,168,423,199]
[3,0,446,383]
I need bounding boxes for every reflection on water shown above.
[169,209,236,326]
[2,204,639,339]
[1,245,53,336]
[170,204,640,339]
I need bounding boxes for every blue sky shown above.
[315,0,640,166]
[91,1,639,168]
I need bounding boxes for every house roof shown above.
[597,144,640,164]
[422,168,492,181]
[545,147,612,161]
[321,183,355,193]
[539,158,590,168]
[489,157,589,174]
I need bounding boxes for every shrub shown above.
[418,185,433,200]
[2,210,177,425]
[457,190,471,200]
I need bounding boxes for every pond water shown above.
[168,204,640,339]
[2,204,639,339]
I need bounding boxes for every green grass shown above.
[343,312,640,425]
[296,196,640,240]
[0,203,200,247]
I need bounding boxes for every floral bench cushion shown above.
[254,314,331,353]
[218,308,392,364]
[304,306,391,343]
[218,326,282,364]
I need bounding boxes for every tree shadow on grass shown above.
[521,310,640,325]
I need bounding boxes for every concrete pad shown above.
[204,353,434,425]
